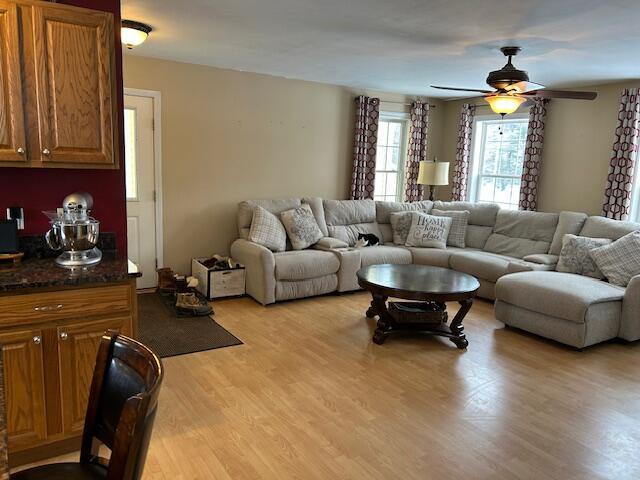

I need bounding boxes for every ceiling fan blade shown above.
[523,90,598,100]
[430,85,494,94]
[504,81,546,94]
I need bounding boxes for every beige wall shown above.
[124,56,442,272]
[439,80,640,213]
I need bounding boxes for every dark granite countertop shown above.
[0,253,141,293]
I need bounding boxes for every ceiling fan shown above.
[431,46,597,116]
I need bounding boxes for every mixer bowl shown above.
[46,220,100,251]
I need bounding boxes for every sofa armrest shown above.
[620,275,640,341]
[507,260,556,274]
[522,254,559,266]
[313,237,349,251]
[230,239,276,305]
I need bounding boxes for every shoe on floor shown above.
[176,292,213,316]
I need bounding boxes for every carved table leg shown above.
[365,298,378,318]
[448,298,473,349]
[371,293,392,344]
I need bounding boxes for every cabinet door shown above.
[0,328,47,451]
[58,316,125,435]
[0,0,26,163]
[32,4,116,166]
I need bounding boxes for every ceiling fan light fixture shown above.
[485,93,526,116]
[121,20,152,49]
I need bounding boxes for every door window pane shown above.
[124,108,138,200]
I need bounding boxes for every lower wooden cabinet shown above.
[58,316,126,436]
[0,280,137,466]
[0,328,47,451]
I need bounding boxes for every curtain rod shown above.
[380,100,437,108]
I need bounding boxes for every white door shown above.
[125,94,158,289]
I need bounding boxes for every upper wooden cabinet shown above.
[0,1,27,163]
[0,0,118,169]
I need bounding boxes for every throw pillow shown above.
[389,211,413,245]
[590,230,640,287]
[556,234,611,279]
[248,206,287,252]
[431,208,470,248]
[280,203,323,250]
[405,212,452,249]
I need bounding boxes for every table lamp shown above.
[417,159,450,201]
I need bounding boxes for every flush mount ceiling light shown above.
[121,20,152,49]
[485,93,526,116]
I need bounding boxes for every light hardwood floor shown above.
[17,292,640,479]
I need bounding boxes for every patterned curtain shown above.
[602,88,640,220]
[404,102,430,202]
[350,96,380,200]
[451,104,476,201]
[519,99,550,211]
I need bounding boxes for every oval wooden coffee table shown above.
[357,264,480,349]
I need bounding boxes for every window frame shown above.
[468,113,529,210]
[630,172,640,222]
[374,112,409,203]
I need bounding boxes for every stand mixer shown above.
[44,192,102,267]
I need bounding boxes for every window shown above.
[374,116,408,202]
[124,108,138,200]
[631,175,640,222]
[469,115,529,210]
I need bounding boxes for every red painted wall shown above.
[0,0,127,252]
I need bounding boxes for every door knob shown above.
[33,335,41,344]
[17,147,25,155]
[42,148,51,155]
[59,331,68,340]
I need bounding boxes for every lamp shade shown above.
[485,93,526,115]
[121,20,152,49]
[418,161,450,186]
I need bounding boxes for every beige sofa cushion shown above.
[378,223,393,243]
[464,225,493,249]
[433,201,499,249]
[324,199,381,246]
[408,246,472,268]
[579,216,640,240]
[328,223,383,247]
[549,211,588,255]
[276,275,337,301]
[274,250,340,281]
[433,201,500,227]
[375,200,433,224]
[484,210,559,258]
[496,271,625,324]
[324,199,376,225]
[449,250,512,283]
[301,197,329,237]
[359,245,412,268]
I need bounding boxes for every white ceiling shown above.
[121,0,640,98]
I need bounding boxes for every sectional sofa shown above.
[230,197,640,348]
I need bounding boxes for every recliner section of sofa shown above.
[495,215,640,347]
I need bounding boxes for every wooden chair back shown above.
[80,331,163,480]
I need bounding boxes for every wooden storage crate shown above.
[191,258,246,300]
